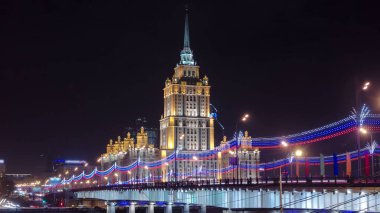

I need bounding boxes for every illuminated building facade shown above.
[219,133,260,179]
[99,11,259,182]
[159,12,213,151]
[101,127,160,183]
[126,117,158,147]
[52,159,90,178]
[158,11,218,181]
[0,159,5,178]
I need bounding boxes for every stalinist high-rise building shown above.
[159,11,214,152]
[99,10,259,183]
[157,10,219,181]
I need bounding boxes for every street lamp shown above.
[234,113,250,180]
[361,127,376,176]
[366,140,378,177]
[114,173,119,184]
[288,152,295,178]
[360,127,368,134]
[175,135,183,183]
[362,82,370,90]
[127,171,131,183]
[235,113,249,134]
[356,81,371,177]
[295,149,303,177]
[278,140,291,213]
[192,156,198,182]
[281,140,289,147]
[143,166,149,183]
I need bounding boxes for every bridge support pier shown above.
[165,202,173,213]
[222,209,232,213]
[183,204,190,213]
[129,202,136,213]
[147,202,154,213]
[200,204,206,213]
[106,202,116,213]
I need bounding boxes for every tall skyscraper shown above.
[98,10,259,183]
[160,10,214,151]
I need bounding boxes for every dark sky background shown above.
[1,1,380,174]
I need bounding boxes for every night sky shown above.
[1,1,380,174]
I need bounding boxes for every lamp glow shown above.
[362,82,370,90]
[281,141,288,147]
[295,149,303,157]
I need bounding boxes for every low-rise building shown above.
[0,160,5,178]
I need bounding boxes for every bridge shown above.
[46,109,380,212]
[74,177,380,213]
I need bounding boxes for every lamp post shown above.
[245,159,248,180]
[288,152,294,178]
[234,113,249,180]
[356,81,370,177]
[114,173,118,184]
[360,127,373,174]
[295,149,303,177]
[279,163,283,213]
[278,140,290,213]
[255,150,259,182]
[363,129,376,177]
[175,134,184,183]
[280,140,291,177]
[196,165,198,183]
[371,140,377,177]
[104,176,109,185]
[193,156,198,182]
[127,171,131,184]
[136,148,142,184]
[144,166,149,183]
[280,141,289,178]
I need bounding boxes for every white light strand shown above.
[366,140,378,155]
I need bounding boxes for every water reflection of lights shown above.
[0,199,20,208]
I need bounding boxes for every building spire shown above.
[180,7,195,65]
[184,8,190,49]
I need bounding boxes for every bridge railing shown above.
[69,176,380,192]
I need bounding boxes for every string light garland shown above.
[53,112,380,187]
[57,146,380,186]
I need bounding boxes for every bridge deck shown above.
[72,176,380,193]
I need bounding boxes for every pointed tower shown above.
[180,9,195,66]
[160,10,214,151]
